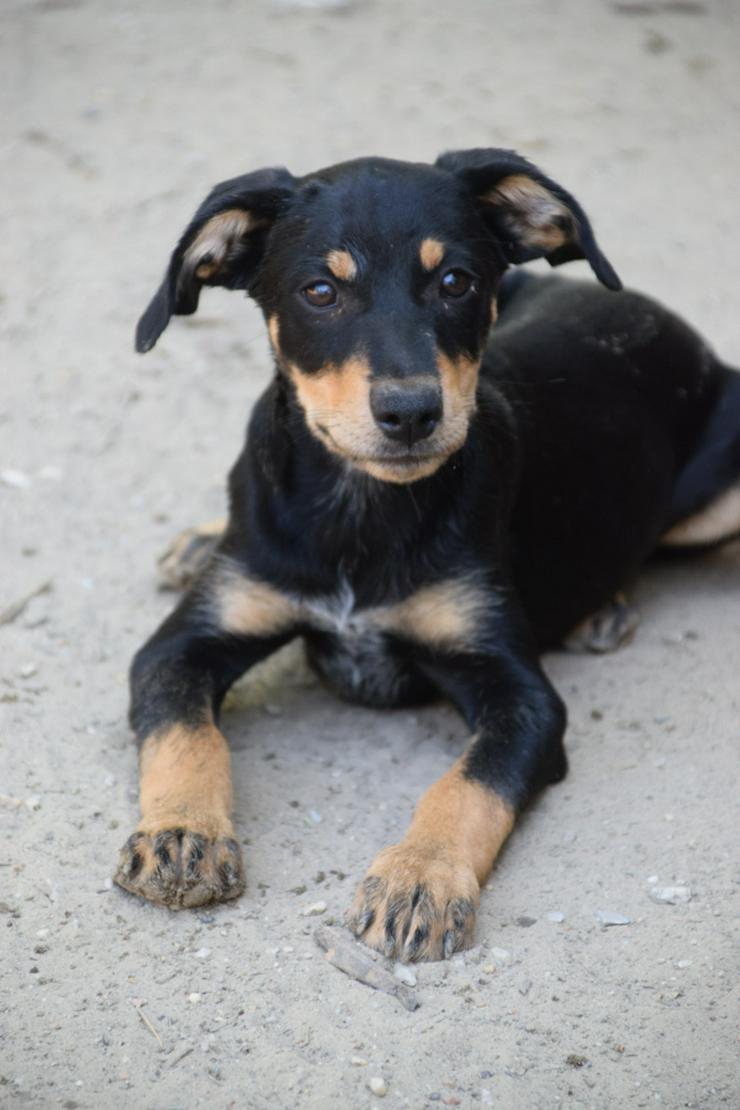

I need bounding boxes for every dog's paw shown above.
[157,520,224,591]
[563,593,640,654]
[346,842,479,961]
[113,828,245,909]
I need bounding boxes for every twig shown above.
[0,580,52,626]
[314,925,420,1011]
[131,999,163,1048]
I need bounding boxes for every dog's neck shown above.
[233,377,487,602]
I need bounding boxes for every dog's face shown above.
[137,150,619,484]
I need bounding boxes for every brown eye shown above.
[440,269,473,299]
[303,281,337,308]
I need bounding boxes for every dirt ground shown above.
[1,1,739,1107]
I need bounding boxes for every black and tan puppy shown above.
[115,150,740,961]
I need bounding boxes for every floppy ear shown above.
[135,167,296,352]
[436,148,621,291]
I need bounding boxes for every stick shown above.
[314,925,420,1011]
[0,580,52,626]
[131,1000,163,1048]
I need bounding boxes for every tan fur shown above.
[406,757,515,884]
[184,209,263,280]
[287,352,478,485]
[287,355,375,461]
[437,351,481,448]
[660,483,740,547]
[138,723,234,839]
[419,237,445,271]
[348,755,515,958]
[480,173,574,252]
[217,562,300,638]
[378,575,489,651]
[326,248,358,282]
[267,314,280,352]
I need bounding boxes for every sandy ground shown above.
[1,1,739,1107]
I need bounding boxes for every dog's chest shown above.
[302,578,407,705]
[302,578,377,639]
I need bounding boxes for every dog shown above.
[115,149,740,961]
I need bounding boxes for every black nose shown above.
[370,383,443,445]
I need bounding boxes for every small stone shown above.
[518,978,532,996]
[393,962,417,987]
[369,1076,387,1097]
[649,885,692,905]
[187,992,201,1003]
[194,947,211,958]
[676,959,692,969]
[516,915,537,928]
[301,901,327,916]
[25,795,42,811]
[595,911,632,927]
[490,947,511,963]
[566,1054,589,1068]
[307,809,322,824]
[546,911,565,923]
[19,663,38,678]
[482,963,497,974]
[351,1056,368,1067]
[1,468,31,488]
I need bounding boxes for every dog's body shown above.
[116,151,740,961]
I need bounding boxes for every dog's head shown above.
[137,150,620,483]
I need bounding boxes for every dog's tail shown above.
[662,367,740,548]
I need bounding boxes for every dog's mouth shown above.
[312,421,465,483]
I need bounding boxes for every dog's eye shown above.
[440,269,473,299]
[302,281,337,308]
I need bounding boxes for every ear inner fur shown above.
[479,174,576,252]
[184,209,265,281]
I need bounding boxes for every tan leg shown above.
[114,722,244,909]
[347,755,514,961]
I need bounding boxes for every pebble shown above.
[19,663,38,678]
[301,901,327,916]
[194,947,211,958]
[649,885,692,905]
[25,795,42,811]
[351,1056,368,1067]
[490,947,512,963]
[187,993,201,1003]
[393,962,417,987]
[482,963,497,974]
[307,809,322,824]
[545,911,565,923]
[595,911,632,927]
[1,468,31,488]
[369,1076,387,1097]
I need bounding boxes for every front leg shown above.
[347,612,566,960]
[115,557,298,909]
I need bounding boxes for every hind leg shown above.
[157,518,226,590]
[661,481,740,549]
[563,593,640,653]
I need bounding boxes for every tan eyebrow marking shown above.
[326,249,358,282]
[419,238,445,271]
